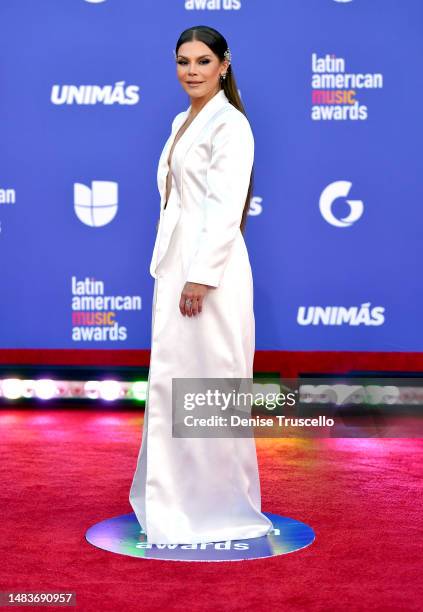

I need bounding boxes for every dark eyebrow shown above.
[176,54,212,59]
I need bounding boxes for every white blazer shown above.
[149,88,254,288]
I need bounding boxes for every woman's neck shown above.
[189,87,221,117]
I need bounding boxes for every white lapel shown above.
[157,89,230,210]
[152,89,230,277]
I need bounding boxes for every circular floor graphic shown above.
[85,512,315,562]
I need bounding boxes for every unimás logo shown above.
[51,82,140,105]
[74,181,118,227]
[248,196,263,216]
[319,180,363,227]
[297,304,385,326]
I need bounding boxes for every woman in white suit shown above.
[129,25,273,545]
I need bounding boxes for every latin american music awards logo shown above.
[85,512,315,561]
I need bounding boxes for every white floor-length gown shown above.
[129,88,273,544]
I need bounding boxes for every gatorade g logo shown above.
[319,181,363,227]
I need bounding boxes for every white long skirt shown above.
[129,189,273,544]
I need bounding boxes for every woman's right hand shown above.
[179,282,209,317]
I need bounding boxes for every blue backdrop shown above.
[0,0,421,351]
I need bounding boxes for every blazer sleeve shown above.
[185,111,254,288]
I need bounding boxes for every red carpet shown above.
[0,408,421,611]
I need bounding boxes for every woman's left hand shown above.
[179,282,209,317]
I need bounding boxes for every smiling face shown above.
[175,40,229,100]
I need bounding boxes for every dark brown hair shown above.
[175,25,253,235]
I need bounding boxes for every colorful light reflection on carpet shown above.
[85,512,315,561]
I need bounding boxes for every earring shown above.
[222,48,231,80]
[220,73,227,80]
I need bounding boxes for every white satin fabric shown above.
[129,89,273,544]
